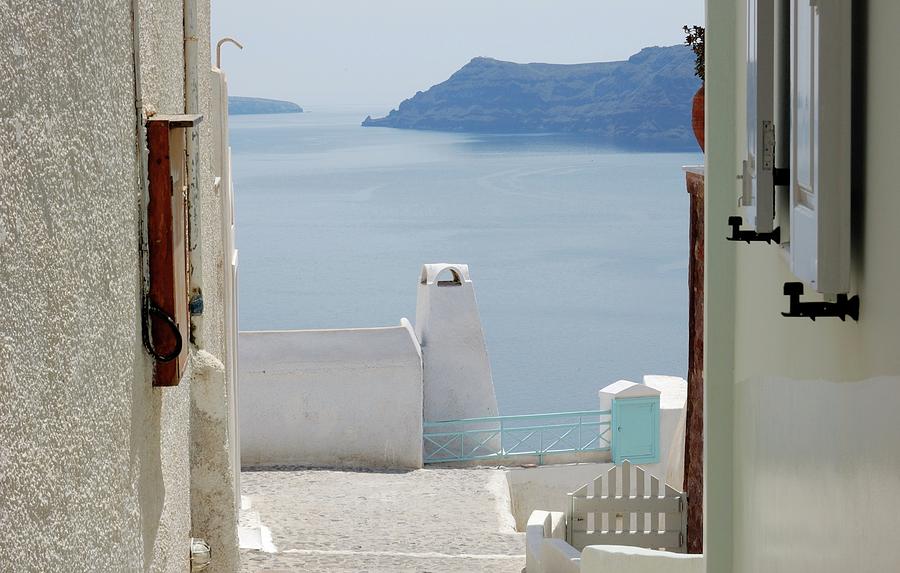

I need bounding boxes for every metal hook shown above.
[216,37,244,69]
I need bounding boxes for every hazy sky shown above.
[211,1,704,111]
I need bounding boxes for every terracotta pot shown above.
[691,85,705,152]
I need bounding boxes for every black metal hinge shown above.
[726,216,781,244]
[781,282,860,321]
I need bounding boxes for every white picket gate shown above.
[566,460,687,553]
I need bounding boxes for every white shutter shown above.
[789,0,852,294]
[744,0,776,233]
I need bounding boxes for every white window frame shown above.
[743,0,777,233]
[789,0,852,294]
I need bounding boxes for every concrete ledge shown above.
[526,511,552,573]
[526,510,571,573]
[541,539,581,573]
[580,545,704,573]
[425,450,611,469]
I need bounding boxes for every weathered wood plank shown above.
[148,113,204,127]
[621,461,632,530]
[572,496,681,515]
[664,511,683,529]
[571,531,682,551]
[566,464,687,551]
[147,120,180,387]
[636,466,646,532]
[570,484,588,498]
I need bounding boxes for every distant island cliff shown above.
[229,96,303,115]
[362,46,700,150]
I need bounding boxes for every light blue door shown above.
[612,397,660,464]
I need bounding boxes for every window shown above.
[743,0,853,295]
[744,0,777,233]
[789,0,852,294]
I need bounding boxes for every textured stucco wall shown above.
[415,264,499,422]
[190,350,239,573]
[0,1,233,571]
[239,323,425,469]
[139,1,195,570]
[714,1,900,571]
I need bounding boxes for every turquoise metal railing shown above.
[423,410,611,465]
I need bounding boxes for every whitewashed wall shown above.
[0,1,236,571]
[580,546,704,573]
[643,375,687,487]
[526,513,704,573]
[239,322,424,469]
[509,377,686,531]
[509,460,670,534]
[705,1,900,571]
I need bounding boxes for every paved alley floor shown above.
[239,467,526,573]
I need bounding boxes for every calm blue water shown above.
[230,109,701,415]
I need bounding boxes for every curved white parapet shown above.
[580,545,704,573]
[541,539,582,573]
[526,510,571,573]
[415,263,499,422]
[526,510,703,573]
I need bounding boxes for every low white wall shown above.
[239,321,424,469]
[541,539,581,573]
[580,546,704,573]
[526,511,703,573]
[643,375,687,487]
[509,377,686,531]
[526,510,569,573]
[508,462,668,532]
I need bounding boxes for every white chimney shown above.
[415,264,499,422]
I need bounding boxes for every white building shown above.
[4,1,898,571]
[0,1,239,571]
[705,1,900,571]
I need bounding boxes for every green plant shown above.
[683,25,705,82]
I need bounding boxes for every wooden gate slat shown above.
[573,496,681,514]
[592,473,603,532]
[636,465,646,533]
[621,461,632,531]
[571,531,682,551]
[566,462,687,552]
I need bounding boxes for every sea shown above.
[230,108,702,415]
